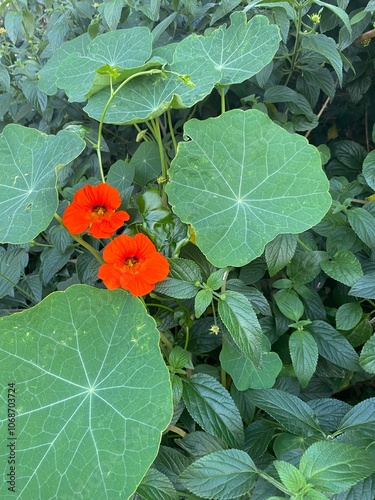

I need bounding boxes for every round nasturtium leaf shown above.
[166,109,331,268]
[0,285,172,498]
[0,124,85,244]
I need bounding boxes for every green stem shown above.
[96,69,163,183]
[257,470,291,495]
[184,325,190,351]
[167,109,178,154]
[0,272,38,304]
[297,238,311,252]
[54,214,105,264]
[145,303,175,313]
[150,117,168,207]
[285,4,303,86]
[160,331,174,351]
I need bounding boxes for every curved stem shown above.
[167,109,178,154]
[160,331,174,351]
[149,117,168,206]
[96,68,163,183]
[184,325,190,351]
[297,238,311,252]
[285,5,303,86]
[54,214,105,264]
[220,86,226,114]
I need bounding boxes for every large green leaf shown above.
[55,28,155,102]
[0,125,86,243]
[166,109,331,267]
[172,12,280,87]
[0,285,172,498]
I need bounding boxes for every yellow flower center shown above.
[125,257,138,268]
[92,206,107,216]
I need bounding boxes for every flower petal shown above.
[141,253,170,283]
[102,235,138,265]
[98,264,122,289]
[62,204,90,234]
[119,272,154,296]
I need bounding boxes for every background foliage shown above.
[1,0,375,498]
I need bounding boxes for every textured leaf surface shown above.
[320,250,363,286]
[179,449,258,500]
[218,290,263,364]
[289,330,318,388]
[349,274,375,299]
[249,389,323,437]
[265,233,298,277]
[0,125,85,243]
[0,285,172,499]
[166,109,331,267]
[300,442,375,493]
[360,335,375,374]
[183,374,244,448]
[336,302,362,330]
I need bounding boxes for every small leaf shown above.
[176,431,227,459]
[103,0,125,30]
[135,468,178,500]
[347,208,375,249]
[287,251,326,285]
[336,302,363,330]
[320,250,363,286]
[363,150,375,190]
[274,289,304,322]
[274,460,307,493]
[301,34,343,85]
[360,335,375,374]
[154,258,201,299]
[306,320,360,371]
[289,330,318,388]
[249,389,322,437]
[349,274,375,299]
[338,398,375,434]
[265,233,298,277]
[207,268,228,290]
[300,442,375,493]
[169,346,191,371]
[218,290,263,364]
[194,289,213,318]
[182,373,244,448]
[179,449,258,500]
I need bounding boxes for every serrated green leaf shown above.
[166,109,331,268]
[103,0,125,30]
[336,302,362,330]
[194,289,213,318]
[4,10,23,44]
[300,442,375,493]
[274,460,307,493]
[134,467,178,500]
[0,285,172,498]
[274,289,304,322]
[264,85,316,120]
[347,208,375,248]
[307,398,351,433]
[244,420,275,458]
[218,290,263,364]
[40,246,74,285]
[0,248,28,298]
[207,268,227,290]
[306,320,360,371]
[320,250,363,286]
[220,334,282,390]
[226,280,271,316]
[265,233,298,276]
[360,335,375,374]
[0,125,85,244]
[338,398,375,434]
[289,330,318,388]
[363,150,375,190]
[287,251,327,285]
[349,274,375,299]
[249,389,323,437]
[169,346,191,371]
[301,33,343,85]
[154,258,201,298]
[176,431,227,458]
[314,0,352,34]
[182,373,244,448]
[179,449,258,500]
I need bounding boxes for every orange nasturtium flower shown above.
[62,183,130,238]
[98,233,170,296]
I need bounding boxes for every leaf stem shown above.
[160,331,174,351]
[149,117,168,206]
[96,69,163,183]
[297,238,311,252]
[54,214,105,264]
[285,4,303,86]
[167,109,178,154]
[220,86,226,114]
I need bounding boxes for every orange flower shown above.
[98,233,169,296]
[62,183,130,238]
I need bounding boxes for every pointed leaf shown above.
[265,233,298,277]
[179,449,258,500]
[306,320,360,371]
[349,274,375,299]
[289,330,318,388]
[0,285,172,498]
[249,389,323,437]
[218,290,263,364]
[301,34,343,85]
[300,442,375,493]
[166,109,331,268]
[0,125,85,243]
[135,468,178,500]
[182,373,244,448]
[360,335,375,374]
[336,302,363,330]
[274,289,304,322]
[338,398,375,434]
[320,250,363,286]
[347,208,375,249]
